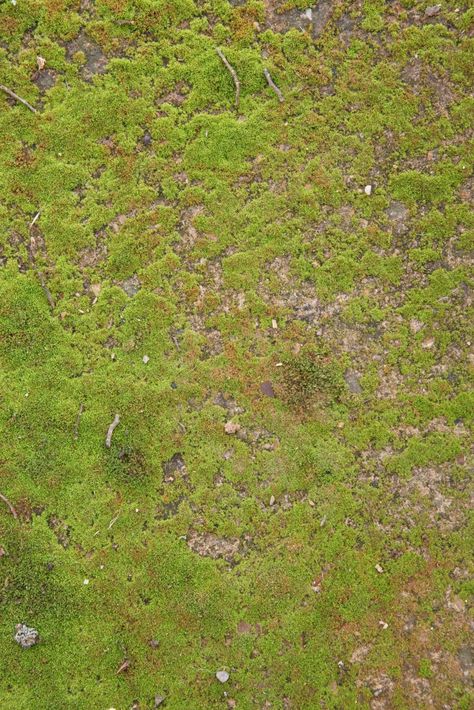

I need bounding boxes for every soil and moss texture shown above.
[0,1,473,708]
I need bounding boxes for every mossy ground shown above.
[0,1,472,708]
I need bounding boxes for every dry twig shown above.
[105,413,120,448]
[29,211,41,229]
[0,84,38,114]
[216,48,240,109]
[263,68,284,103]
[0,492,18,519]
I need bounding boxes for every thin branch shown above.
[29,211,41,229]
[74,403,84,441]
[216,48,240,109]
[0,492,18,519]
[0,84,38,114]
[105,413,120,448]
[108,512,120,529]
[263,68,284,103]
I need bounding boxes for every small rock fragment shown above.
[364,184,372,195]
[375,564,384,574]
[260,381,275,398]
[14,624,39,649]
[90,283,101,298]
[422,336,435,349]
[36,56,46,71]
[142,131,153,146]
[344,370,362,394]
[425,5,441,17]
[216,670,230,683]
[271,318,278,329]
[120,275,141,297]
[116,658,130,674]
[379,620,388,630]
[269,495,275,506]
[224,421,241,435]
[143,355,150,364]
[410,318,424,334]
[154,695,166,707]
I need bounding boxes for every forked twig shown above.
[0,492,18,519]
[0,84,38,114]
[216,48,240,109]
[105,413,120,448]
[263,69,284,103]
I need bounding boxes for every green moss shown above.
[0,1,470,706]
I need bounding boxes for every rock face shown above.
[14,624,39,649]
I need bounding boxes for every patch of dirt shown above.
[32,69,57,92]
[186,530,242,562]
[213,392,245,416]
[118,274,141,297]
[162,453,187,484]
[47,514,71,548]
[66,32,108,79]
[259,1,334,36]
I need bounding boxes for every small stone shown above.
[364,184,372,195]
[260,381,275,398]
[271,319,278,329]
[142,131,153,146]
[120,275,141,297]
[410,318,424,334]
[154,695,166,707]
[36,56,46,71]
[379,620,388,630]
[269,495,275,506]
[375,564,384,574]
[303,8,313,21]
[216,670,230,683]
[425,5,441,17]
[143,355,150,364]
[344,370,362,394]
[422,336,435,349]
[224,421,241,435]
[83,578,89,585]
[14,624,39,649]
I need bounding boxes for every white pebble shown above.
[143,355,150,364]
[375,564,384,574]
[83,579,89,585]
[216,670,229,683]
[364,184,372,195]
